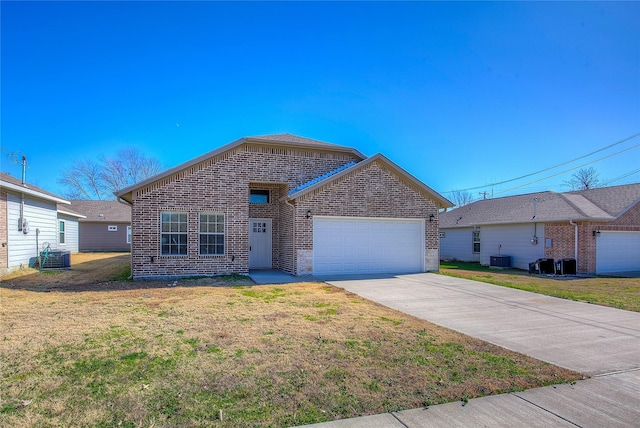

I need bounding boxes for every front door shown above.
[249,218,272,268]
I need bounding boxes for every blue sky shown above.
[2,1,639,200]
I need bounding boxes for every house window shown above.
[127,226,132,244]
[472,230,480,253]
[59,220,66,245]
[161,212,188,255]
[249,189,270,204]
[199,213,225,255]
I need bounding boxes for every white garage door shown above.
[596,231,640,274]
[313,216,424,275]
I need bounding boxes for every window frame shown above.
[472,230,480,254]
[160,212,188,256]
[126,226,132,244]
[249,189,270,204]
[199,213,225,256]
[59,220,66,245]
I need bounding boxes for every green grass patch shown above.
[440,262,640,312]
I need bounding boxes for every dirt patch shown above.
[1,252,255,292]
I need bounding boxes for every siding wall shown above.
[439,227,479,262]
[0,191,7,269]
[480,223,545,270]
[79,222,131,251]
[58,213,79,253]
[6,191,59,270]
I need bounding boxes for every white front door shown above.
[249,218,272,269]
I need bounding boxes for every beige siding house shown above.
[116,134,452,279]
[70,200,132,252]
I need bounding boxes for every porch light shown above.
[306,209,312,219]
[593,230,601,237]
[429,214,435,222]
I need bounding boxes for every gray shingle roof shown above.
[440,183,640,228]
[70,200,131,223]
[1,172,68,203]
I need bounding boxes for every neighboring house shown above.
[116,134,452,279]
[439,183,640,275]
[70,200,132,252]
[1,172,84,274]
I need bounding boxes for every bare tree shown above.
[564,167,602,191]
[450,190,476,207]
[59,148,162,200]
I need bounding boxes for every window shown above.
[472,231,480,253]
[108,225,118,231]
[249,189,270,204]
[161,212,187,255]
[199,213,224,255]
[59,220,66,245]
[127,226,132,244]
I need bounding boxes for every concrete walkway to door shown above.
[298,273,640,427]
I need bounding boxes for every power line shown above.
[493,143,639,196]
[444,132,640,195]
[605,168,640,185]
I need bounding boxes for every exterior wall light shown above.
[429,214,435,222]
[306,209,312,219]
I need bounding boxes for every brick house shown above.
[116,134,452,279]
[439,183,640,275]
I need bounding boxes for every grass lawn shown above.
[1,254,580,427]
[440,262,640,312]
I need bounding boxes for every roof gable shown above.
[288,153,453,208]
[115,134,366,203]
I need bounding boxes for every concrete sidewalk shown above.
[297,273,640,427]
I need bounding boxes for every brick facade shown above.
[0,191,7,269]
[544,201,640,273]
[127,141,445,278]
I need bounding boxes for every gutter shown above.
[569,220,578,262]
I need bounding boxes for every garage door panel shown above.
[313,217,424,275]
[596,231,640,273]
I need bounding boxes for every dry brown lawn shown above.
[1,254,582,427]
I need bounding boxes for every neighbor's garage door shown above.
[596,231,640,274]
[313,216,424,275]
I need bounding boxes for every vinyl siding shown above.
[480,223,545,270]
[58,214,79,253]
[6,191,59,269]
[439,227,479,262]
[79,222,131,251]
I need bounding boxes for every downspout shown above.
[118,197,134,279]
[569,220,578,265]
[283,197,296,275]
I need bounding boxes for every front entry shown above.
[249,218,272,268]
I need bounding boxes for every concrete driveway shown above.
[323,273,640,376]
[300,273,640,427]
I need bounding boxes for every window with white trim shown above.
[199,213,224,255]
[472,230,480,254]
[161,212,187,255]
[127,226,132,244]
[59,220,66,245]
